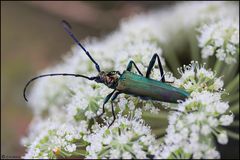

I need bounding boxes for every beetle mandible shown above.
[23,20,190,127]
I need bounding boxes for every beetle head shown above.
[95,71,120,88]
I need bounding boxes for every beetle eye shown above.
[107,71,115,76]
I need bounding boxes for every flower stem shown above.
[142,111,168,119]
[142,111,168,127]
[213,60,224,76]
[229,103,239,114]
[225,74,239,94]
[205,56,215,69]
[161,45,181,76]
[188,29,200,62]
[72,150,87,156]
[152,128,166,137]
[224,93,239,103]
[226,129,239,140]
[230,120,239,127]
[222,60,239,85]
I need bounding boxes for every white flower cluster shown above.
[159,98,233,158]
[158,62,234,159]
[198,18,239,64]
[22,1,238,159]
[85,115,159,159]
[22,120,88,159]
[175,61,223,94]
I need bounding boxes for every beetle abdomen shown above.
[117,71,189,103]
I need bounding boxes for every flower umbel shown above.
[198,18,239,64]
[159,61,234,159]
[85,115,159,159]
[22,120,88,159]
[175,61,223,97]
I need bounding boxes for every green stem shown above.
[226,129,239,140]
[162,45,181,76]
[205,56,216,69]
[223,61,239,85]
[203,58,209,67]
[188,30,200,62]
[60,150,72,157]
[98,147,110,157]
[225,74,239,94]
[230,120,239,127]
[72,150,87,156]
[229,103,239,114]
[213,60,224,76]
[152,128,166,137]
[224,93,239,103]
[142,111,169,128]
[142,111,168,119]
[147,120,168,129]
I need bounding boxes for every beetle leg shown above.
[108,92,121,128]
[126,60,143,76]
[146,53,165,82]
[98,89,116,118]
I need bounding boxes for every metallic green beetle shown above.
[23,20,190,127]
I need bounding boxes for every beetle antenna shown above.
[23,73,96,102]
[62,20,101,72]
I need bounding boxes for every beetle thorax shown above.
[96,71,120,89]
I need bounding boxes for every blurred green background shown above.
[1,1,238,159]
[1,1,176,157]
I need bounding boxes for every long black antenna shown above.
[62,20,101,72]
[23,73,96,102]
